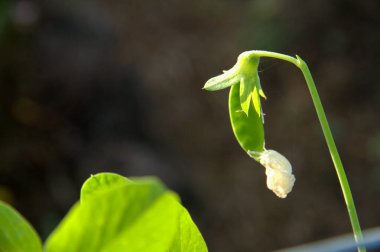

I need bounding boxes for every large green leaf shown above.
[45,173,207,252]
[0,201,42,252]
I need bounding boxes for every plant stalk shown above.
[248,50,365,252]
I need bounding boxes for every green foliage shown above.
[0,173,207,252]
[45,173,207,252]
[0,201,42,252]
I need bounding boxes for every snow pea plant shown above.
[0,50,366,252]
[203,50,365,251]
[0,173,207,252]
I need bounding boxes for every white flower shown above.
[258,149,295,198]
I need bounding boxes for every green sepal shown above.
[257,78,267,99]
[252,84,261,116]
[240,73,265,117]
[203,68,241,91]
[229,84,265,153]
[239,77,254,115]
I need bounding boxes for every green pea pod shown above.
[229,83,265,156]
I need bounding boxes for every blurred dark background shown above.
[0,0,379,251]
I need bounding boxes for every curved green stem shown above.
[248,50,300,66]
[247,50,365,252]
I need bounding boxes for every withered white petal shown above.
[259,149,295,198]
